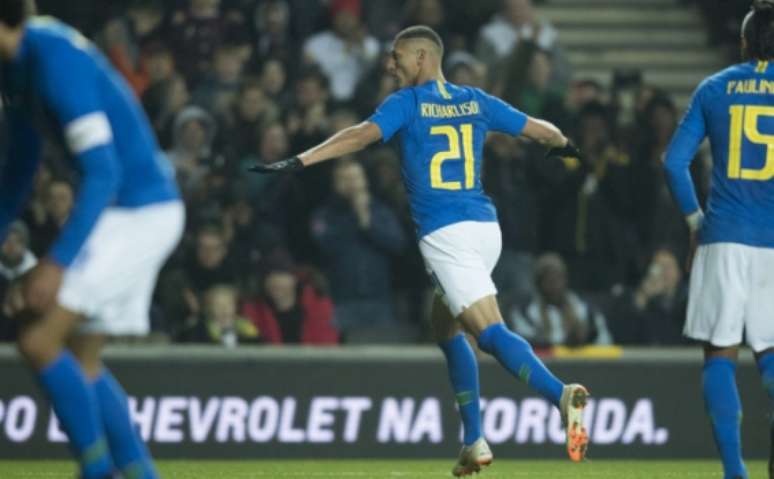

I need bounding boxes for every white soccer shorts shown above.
[419,221,501,317]
[58,200,185,336]
[685,242,774,352]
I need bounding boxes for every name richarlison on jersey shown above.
[726,79,774,95]
[420,100,481,119]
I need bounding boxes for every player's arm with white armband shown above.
[17,42,124,314]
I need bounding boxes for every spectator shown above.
[500,43,568,129]
[166,0,248,85]
[259,58,292,111]
[142,74,191,149]
[218,78,279,161]
[100,0,165,96]
[352,50,400,118]
[302,0,380,102]
[483,133,540,313]
[285,67,331,153]
[250,0,297,72]
[632,94,707,266]
[24,178,74,257]
[157,223,239,339]
[538,101,636,291]
[509,253,612,347]
[310,160,408,342]
[476,0,570,92]
[181,284,259,346]
[243,255,339,344]
[445,50,488,89]
[165,105,218,197]
[192,43,248,115]
[607,248,688,345]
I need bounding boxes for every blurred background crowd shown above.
[0,0,750,348]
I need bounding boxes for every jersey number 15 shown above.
[430,124,475,190]
[728,105,774,181]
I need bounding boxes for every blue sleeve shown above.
[34,40,123,267]
[480,90,528,136]
[0,108,42,242]
[367,90,414,142]
[663,81,707,215]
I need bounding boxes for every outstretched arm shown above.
[482,91,579,159]
[299,121,383,166]
[248,121,382,173]
[521,117,568,148]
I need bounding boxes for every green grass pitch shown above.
[0,460,768,478]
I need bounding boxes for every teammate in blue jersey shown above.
[664,2,774,478]
[250,25,589,476]
[0,2,183,478]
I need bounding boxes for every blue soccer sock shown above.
[477,323,564,407]
[439,334,481,445]
[38,351,113,479]
[93,370,158,479]
[703,357,747,479]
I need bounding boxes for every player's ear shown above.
[416,48,426,67]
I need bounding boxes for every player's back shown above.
[374,80,526,238]
[699,60,774,246]
[4,17,177,206]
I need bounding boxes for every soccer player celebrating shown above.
[664,2,774,478]
[250,25,589,476]
[0,2,183,478]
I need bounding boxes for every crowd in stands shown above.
[0,0,718,347]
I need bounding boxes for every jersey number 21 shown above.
[430,124,475,190]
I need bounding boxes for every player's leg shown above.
[57,202,182,479]
[70,334,158,479]
[16,307,113,479]
[754,348,774,479]
[432,295,491,476]
[433,294,481,446]
[685,244,750,479]
[463,294,566,402]
[703,345,747,479]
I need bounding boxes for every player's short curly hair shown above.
[394,25,444,56]
[0,0,28,28]
[743,0,774,60]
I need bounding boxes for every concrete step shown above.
[559,28,706,48]
[541,6,700,28]
[567,49,723,70]
[574,67,709,91]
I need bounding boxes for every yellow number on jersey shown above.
[429,124,475,190]
[728,105,774,180]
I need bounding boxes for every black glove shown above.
[545,141,582,161]
[247,156,304,173]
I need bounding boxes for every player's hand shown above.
[247,156,304,174]
[545,140,582,162]
[22,259,64,315]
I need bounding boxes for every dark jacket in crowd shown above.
[310,197,406,303]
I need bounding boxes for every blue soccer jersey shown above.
[665,60,774,247]
[368,79,527,238]
[0,17,179,267]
